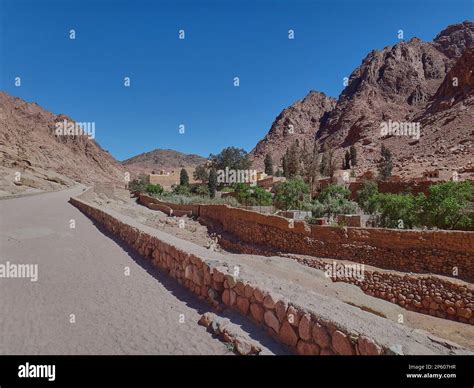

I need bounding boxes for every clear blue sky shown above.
[0,0,471,161]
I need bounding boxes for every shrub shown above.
[146,183,163,195]
[172,184,191,196]
[252,186,273,206]
[274,177,310,210]
[234,183,272,206]
[129,179,147,193]
[158,194,239,206]
[193,184,210,197]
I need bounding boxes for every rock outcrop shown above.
[249,21,474,179]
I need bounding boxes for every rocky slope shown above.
[122,148,207,177]
[249,21,474,179]
[0,92,125,196]
[249,91,336,170]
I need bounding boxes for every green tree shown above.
[376,193,418,229]
[320,144,336,177]
[274,177,310,210]
[350,145,357,167]
[193,165,209,183]
[312,184,358,218]
[378,145,393,180]
[209,147,252,171]
[356,180,379,214]
[180,168,189,186]
[264,153,274,175]
[281,153,289,178]
[252,186,273,206]
[208,168,218,198]
[284,142,300,178]
[420,181,474,230]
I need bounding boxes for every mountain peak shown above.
[433,21,474,59]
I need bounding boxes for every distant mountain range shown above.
[249,21,474,180]
[121,149,207,177]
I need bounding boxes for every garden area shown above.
[128,146,474,231]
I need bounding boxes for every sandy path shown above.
[0,186,282,355]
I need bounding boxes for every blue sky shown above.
[0,0,471,161]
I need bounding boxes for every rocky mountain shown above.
[0,92,125,196]
[249,91,336,170]
[122,148,208,177]
[249,21,474,179]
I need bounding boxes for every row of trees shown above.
[264,141,396,185]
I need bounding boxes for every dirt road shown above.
[0,187,275,354]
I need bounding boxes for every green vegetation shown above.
[128,176,147,193]
[157,194,239,206]
[209,146,251,171]
[343,150,351,170]
[234,183,272,206]
[193,164,209,183]
[419,181,474,230]
[146,183,164,195]
[350,145,357,167]
[179,168,189,186]
[172,184,190,196]
[264,153,274,176]
[320,144,336,178]
[208,168,218,198]
[355,180,473,230]
[280,140,319,194]
[274,177,310,210]
[376,193,420,229]
[193,184,210,197]
[378,145,393,180]
[282,141,300,178]
[356,180,379,215]
[311,184,358,219]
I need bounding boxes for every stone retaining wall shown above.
[70,193,471,355]
[292,257,473,325]
[138,194,474,282]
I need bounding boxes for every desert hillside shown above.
[0,92,125,196]
[122,148,207,177]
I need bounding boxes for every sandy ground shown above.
[0,186,287,355]
[100,193,474,350]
